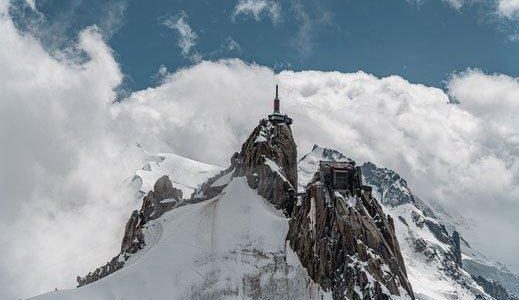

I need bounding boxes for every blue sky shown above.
[16,0,519,91]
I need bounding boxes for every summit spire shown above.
[268,85,293,126]
[273,84,280,114]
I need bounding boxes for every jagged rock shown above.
[141,175,182,223]
[452,230,462,268]
[287,173,415,299]
[232,119,297,215]
[411,210,451,245]
[473,275,519,300]
[76,254,125,287]
[193,157,238,201]
[361,162,437,218]
[362,162,416,207]
[120,210,145,254]
[77,175,181,287]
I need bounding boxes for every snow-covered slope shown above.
[384,203,489,299]
[32,177,330,300]
[132,148,223,198]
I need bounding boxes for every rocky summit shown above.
[288,162,414,299]
[66,117,420,300]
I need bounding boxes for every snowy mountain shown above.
[29,123,517,300]
[31,118,416,300]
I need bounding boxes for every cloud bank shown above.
[1,3,518,300]
[0,6,146,299]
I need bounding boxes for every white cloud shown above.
[0,5,145,299]
[498,0,519,18]
[232,0,281,25]
[162,11,201,62]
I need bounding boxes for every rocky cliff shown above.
[287,169,414,299]
[232,119,298,215]
[298,145,516,299]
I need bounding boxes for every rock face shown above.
[140,175,183,223]
[297,146,503,299]
[232,119,298,215]
[120,210,145,254]
[77,175,182,287]
[452,230,462,268]
[361,162,416,207]
[361,162,436,218]
[287,172,415,299]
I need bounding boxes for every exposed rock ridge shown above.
[232,118,298,216]
[452,230,462,268]
[230,130,416,299]
[361,162,436,218]
[76,175,182,287]
[287,172,415,299]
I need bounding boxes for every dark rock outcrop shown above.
[232,120,415,299]
[452,230,462,268]
[77,175,182,287]
[287,173,415,299]
[232,119,297,215]
[140,175,182,224]
[409,209,465,273]
[120,210,145,254]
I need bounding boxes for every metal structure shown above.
[318,161,371,197]
[268,85,293,125]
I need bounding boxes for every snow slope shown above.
[132,150,223,198]
[384,204,489,299]
[32,177,330,300]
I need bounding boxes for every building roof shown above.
[319,161,355,169]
